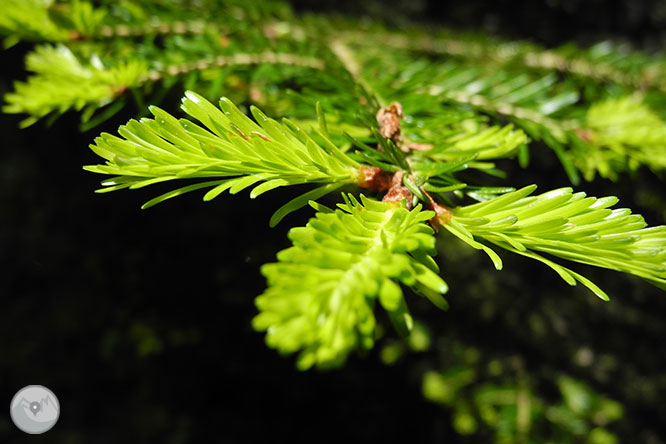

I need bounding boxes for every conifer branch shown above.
[430,87,576,142]
[253,194,447,369]
[441,186,666,300]
[4,44,325,126]
[4,0,666,377]
[139,52,325,83]
[0,0,71,44]
[350,46,666,182]
[85,92,360,209]
[92,20,209,40]
[342,29,666,93]
[3,45,146,127]
[573,95,666,180]
[1,0,286,44]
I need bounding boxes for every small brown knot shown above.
[357,166,392,192]
[381,171,413,209]
[376,102,404,144]
[575,128,596,142]
[68,30,83,41]
[382,186,413,209]
[110,84,128,98]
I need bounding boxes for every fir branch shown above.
[139,52,325,83]
[573,95,666,180]
[342,28,666,94]
[93,20,208,40]
[351,47,666,182]
[253,195,448,369]
[429,87,576,142]
[521,48,644,90]
[442,186,666,300]
[3,45,146,127]
[4,42,325,126]
[2,0,324,125]
[0,0,70,45]
[0,0,289,43]
[432,88,666,182]
[405,122,528,183]
[84,92,361,209]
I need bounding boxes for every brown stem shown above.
[421,187,453,231]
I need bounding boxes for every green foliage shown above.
[253,195,447,369]
[84,91,359,210]
[3,44,146,127]
[80,90,666,367]
[381,325,625,443]
[83,91,529,217]
[352,27,666,96]
[3,0,666,404]
[5,0,666,181]
[0,0,70,45]
[448,185,666,300]
[345,43,666,183]
[577,95,666,180]
[423,368,623,443]
[4,2,666,442]
[2,0,323,127]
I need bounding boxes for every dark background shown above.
[1,1,666,442]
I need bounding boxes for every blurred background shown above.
[1,0,666,442]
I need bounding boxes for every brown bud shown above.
[575,128,596,142]
[376,102,404,144]
[68,30,83,41]
[110,85,127,97]
[382,185,413,209]
[358,166,392,192]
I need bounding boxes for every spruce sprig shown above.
[84,91,360,211]
[253,194,448,370]
[83,91,666,367]
[5,1,666,372]
[349,46,666,183]
[348,27,666,95]
[446,186,666,300]
[0,0,70,45]
[3,45,146,127]
[5,0,666,184]
[575,95,666,180]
